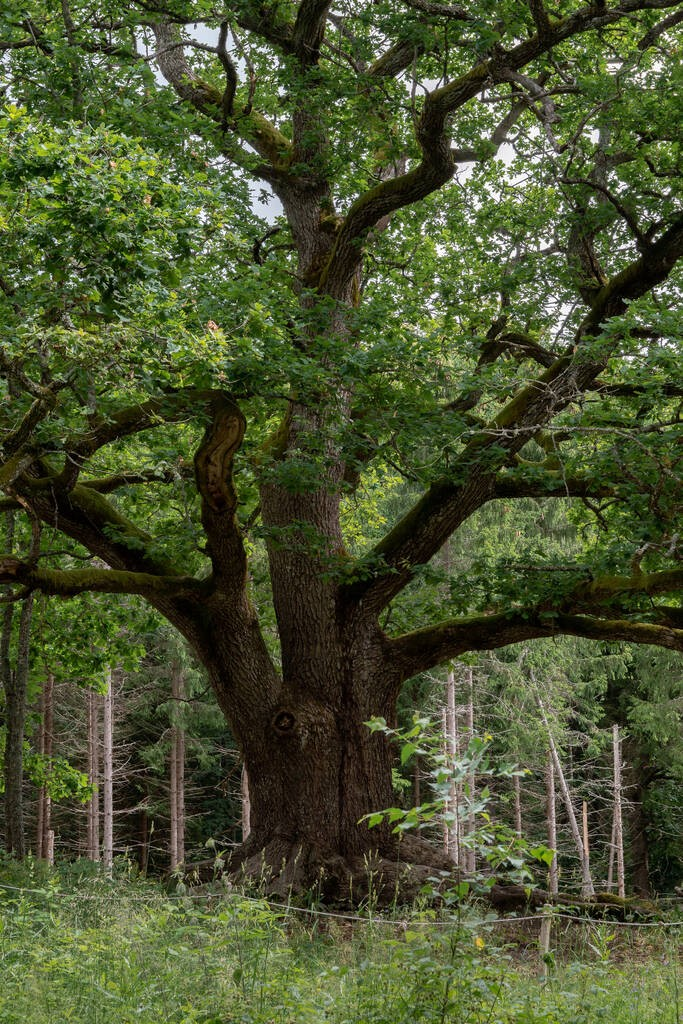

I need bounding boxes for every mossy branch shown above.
[17,478,182,580]
[389,600,683,680]
[570,567,683,607]
[0,559,204,600]
[492,472,615,500]
[67,388,235,460]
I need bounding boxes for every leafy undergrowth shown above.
[0,862,680,1024]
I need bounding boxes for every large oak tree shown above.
[1,0,681,893]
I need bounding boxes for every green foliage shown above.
[364,715,554,891]
[0,868,679,1024]
[23,751,92,802]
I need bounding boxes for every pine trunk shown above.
[464,666,476,874]
[445,667,460,865]
[538,699,594,898]
[36,672,54,860]
[102,667,114,875]
[169,660,185,871]
[513,773,522,840]
[86,688,100,861]
[3,594,33,858]
[622,737,651,897]
[612,724,625,898]
[546,750,558,896]
[241,765,251,842]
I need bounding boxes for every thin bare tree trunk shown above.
[546,750,558,896]
[607,812,616,891]
[622,738,651,897]
[102,667,114,875]
[441,704,449,855]
[139,808,149,875]
[513,772,522,839]
[86,689,100,861]
[36,673,54,860]
[412,753,421,808]
[612,724,625,898]
[464,665,476,874]
[169,660,186,871]
[241,764,251,842]
[445,665,460,867]
[3,593,34,858]
[43,672,54,862]
[538,697,594,897]
[169,748,178,870]
[582,800,590,886]
[35,689,45,857]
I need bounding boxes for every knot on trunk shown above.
[272,709,296,735]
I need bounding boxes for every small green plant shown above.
[585,923,616,962]
[363,715,555,896]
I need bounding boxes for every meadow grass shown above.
[0,862,680,1024]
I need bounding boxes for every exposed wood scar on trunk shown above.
[194,398,245,513]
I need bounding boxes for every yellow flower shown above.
[474,936,485,949]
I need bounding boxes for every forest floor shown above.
[0,860,680,1024]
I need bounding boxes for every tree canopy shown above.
[1,0,682,889]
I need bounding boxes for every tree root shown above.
[195,838,661,918]
[225,833,456,906]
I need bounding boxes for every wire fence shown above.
[0,880,681,930]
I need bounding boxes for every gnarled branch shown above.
[194,396,249,591]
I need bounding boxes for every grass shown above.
[0,861,680,1024]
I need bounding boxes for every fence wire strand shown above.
[0,881,681,929]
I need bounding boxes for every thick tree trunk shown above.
[159,243,452,900]
[194,605,442,900]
